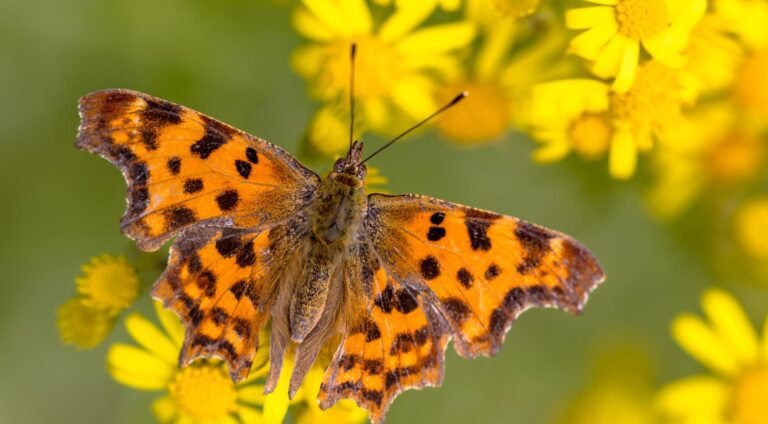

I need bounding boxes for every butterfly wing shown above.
[77,89,318,380]
[319,242,450,424]
[77,89,320,250]
[365,193,605,358]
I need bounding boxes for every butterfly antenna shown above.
[349,43,357,151]
[360,91,468,164]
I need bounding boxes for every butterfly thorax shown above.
[288,142,367,343]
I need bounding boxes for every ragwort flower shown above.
[566,0,706,92]
[291,0,475,133]
[657,289,768,424]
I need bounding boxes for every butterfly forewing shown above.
[365,194,606,358]
[76,89,320,250]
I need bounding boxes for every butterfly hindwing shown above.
[319,243,449,424]
[152,220,309,382]
[365,193,605,358]
[76,89,320,250]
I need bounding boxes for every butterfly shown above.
[76,56,605,422]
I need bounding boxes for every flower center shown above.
[734,49,768,117]
[611,61,683,147]
[707,133,764,185]
[732,365,768,424]
[568,113,613,159]
[77,255,139,314]
[615,0,670,40]
[324,37,399,100]
[435,81,510,144]
[169,365,238,421]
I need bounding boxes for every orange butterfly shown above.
[76,49,605,423]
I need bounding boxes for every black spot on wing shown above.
[235,160,252,179]
[215,190,239,211]
[419,256,441,280]
[183,178,204,193]
[246,147,259,164]
[167,157,182,175]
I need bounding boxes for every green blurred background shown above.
[1,1,765,423]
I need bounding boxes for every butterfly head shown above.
[331,140,367,186]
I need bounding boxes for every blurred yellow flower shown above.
[657,288,768,424]
[305,104,351,158]
[714,0,768,49]
[734,49,768,124]
[646,103,764,219]
[566,0,706,92]
[530,79,612,163]
[76,254,140,315]
[57,297,115,349]
[493,0,541,18]
[610,61,694,179]
[558,345,658,424]
[291,0,475,133]
[370,0,460,13]
[436,0,567,144]
[735,197,768,262]
[683,15,744,96]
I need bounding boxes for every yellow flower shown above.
[436,0,568,144]
[714,0,768,49]
[493,0,541,18]
[305,104,351,159]
[107,302,272,424]
[657,289,768,424]
[291,0,475,134]
[566,0,706,92]
[558,345,658,424]
[734,49,768,124]
[683,15,744,97]
[530,79,613,163]
[370,0,461,13]
[57,297,115,349]
[610,60,694,178]
[735,197,768,262]
[76,254,140,315]
[646,103,764,219]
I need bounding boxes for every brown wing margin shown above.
[76,89,320,251]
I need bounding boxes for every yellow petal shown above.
[569,23,619,61]
[154,301,185,347]
[532,138,572,163]
[592,34,629,78]
[389,75,436,120]
[338,0,372,35]
[702,289,760,366]
[237,405,265,424]
[125,313,179,364]
[152,396,178,423]
[608,128,637,179]
[396,22,476,56]
[301,0,369,38]
[566,6,615,29]
[239,385,267,405]
[378,1,433,42]
[475,19,515,80]
[612,39,639,93]
[107,344,175,390]
[292,8,336,42]
[584,0,617,4]
[262,367,292,424]
[656,375,728,417]
[642,34,686,68]
[672,313,739,376]
[764,314,768,361]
